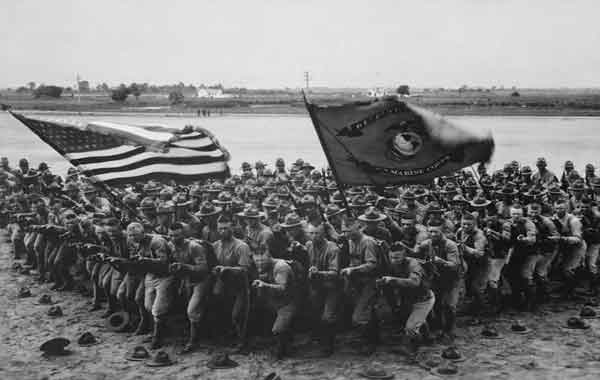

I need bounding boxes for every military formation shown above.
[1,156,600,360]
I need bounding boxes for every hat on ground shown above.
[207,353,239,369]
[280,213,303,228]
[510,320,530,334]
[47,305,63,317]
[126,345,151,361]
[40,337,70,356]
[580,306,598,319]
[481,325,501,339]
[77,332,100,346]
[358,206,387,223]
[37,294,57,305]
[18,287,32,298]
[566,317,590,329]
[441,346,465,362]
[195,201,222,217]
[146,350,176,367]
[430,362,459,377]
[106,311,130,332]
[357,364,394,379]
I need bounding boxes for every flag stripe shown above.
[82,153,226,176]
[94,162,229,182]
[68,145,142,160]
[69,146,146,165]
[78,147,224,171]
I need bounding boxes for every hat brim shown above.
[106,311,130,332]
[469,200,491,208]
[430,367,459,377]
[237,212,266,219]
[146,359,177,367]
[196,208,223,217]
[357,371,394,380]
[280,221,303,228]
[326,209,346,218]
[358,215,386,222]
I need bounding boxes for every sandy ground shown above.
[2,228,600,380]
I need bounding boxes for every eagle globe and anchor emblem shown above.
[389,130,424,159]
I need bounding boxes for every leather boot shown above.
[180,321,200,354]
[358,323,377,356]
[150,319,165,349]
[525,283,537,312]
[134,309,151,335]
[275,332,290,360]
[101,296,117,318]
[443,307,456,341]
[317,322,335,357]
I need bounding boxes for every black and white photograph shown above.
[1,1,600,379]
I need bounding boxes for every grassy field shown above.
[3,88,600,116]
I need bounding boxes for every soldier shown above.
[306,222,340,357]
[212,215,254,351]
[127,222,171,349]
[550,201,585,299]
[378,241,435,354]
[527,202,559,303]
[456,212,489,315]
[239,206,273,254]
[340,218,379,355]
[82,184,113,215]
[251,240,299,359]
[580,198,600,294]
[99,217,129,317]
[532,157,558,186]
[196,201,222,243]
[168,223,216,353]
[415,219,461,341]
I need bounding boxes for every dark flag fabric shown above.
[10,112,230,186]
[305,97,494,185]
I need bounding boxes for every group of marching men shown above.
[1,155,600,359]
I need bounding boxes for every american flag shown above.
[10,112,230,186]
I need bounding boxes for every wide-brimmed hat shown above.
[346,186,364,196]
[469,195,491,208]
[481,325,502,339]
[18,287,32,298]
[207,353,239,369]
[276,186,291,198]
[464,178,479,189]
[40,337,70,356]
[301,162,315,171]
[142,181,162,194]
[547,184,563,195]
[520,165,533,175]
[280,213,303,228]
[213,191,233,205]
[430,362,459,377]
[237,206,266,219]
[357,364,394,379]
[413,186,429,198]
[47,305,63,317]
[510,320,531,334]
[106,311,130,332]
[325,204,346,218]
[440,183,458,194]
[358,207,387,223]
[498,185,518,196]
[524,186,547,199]
[566,317,590,329]
[126,345,151,361]
[348,195,368,209]
[262,195,280,209]
[195,201,222,217]
[450,195,468,204]
[580,306,599,319]
[172,192,192,207]
[205,183,224,194]
[401,190,416,201]
[77,332,101,346]
[441,347,465,362]
[37,294,57,305]
[146,350,176,367]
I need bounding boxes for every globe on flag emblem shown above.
[391,131,423,158]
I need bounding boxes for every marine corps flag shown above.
[305,96,494,185]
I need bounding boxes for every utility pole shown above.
[76,73,81,105]
[304,71,310,90]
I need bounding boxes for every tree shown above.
[396,85,410,96]
[168,91,184,105]
[111,86,131,102]
[129,83,142,101]
[27,82,36,91]
[34,85,63,98]
[511,91,520,97]
[16,86,29,94]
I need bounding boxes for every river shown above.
[0,112,598,177]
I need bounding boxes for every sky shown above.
[1,0,599,89]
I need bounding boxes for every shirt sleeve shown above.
[327,243,340,273]
[236,241,254,269]
[150,236,170,261]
